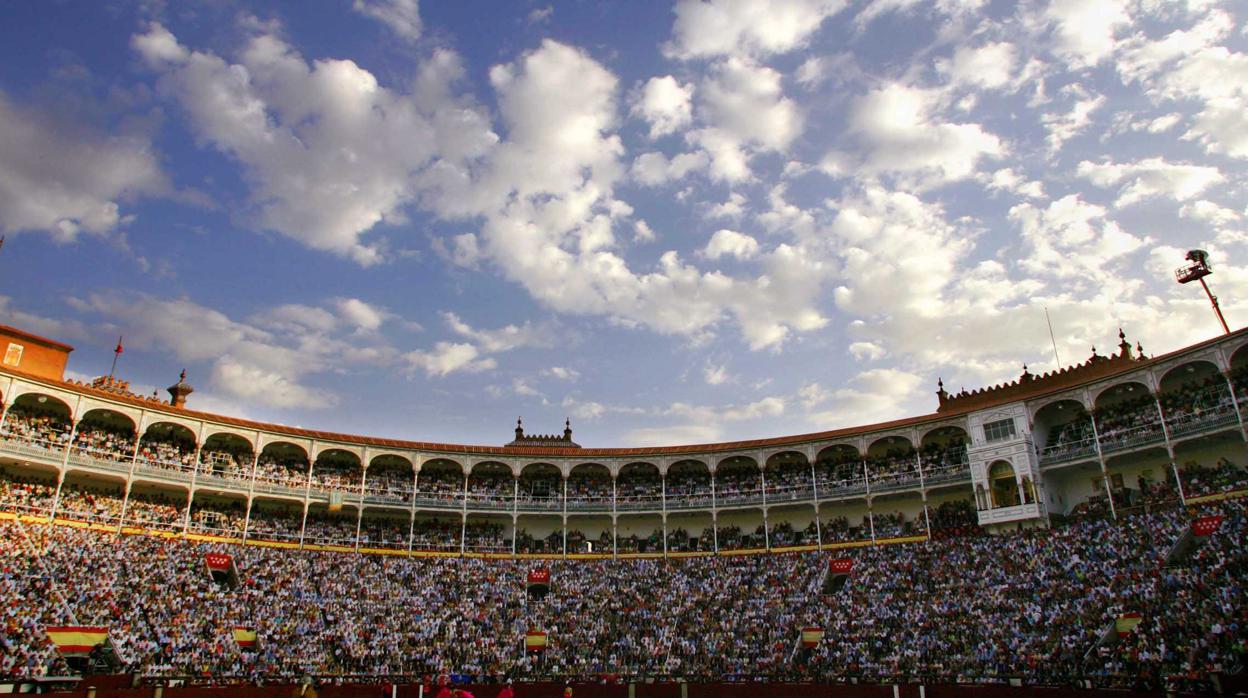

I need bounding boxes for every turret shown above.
[167,369,193,408]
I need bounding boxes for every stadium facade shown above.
[1,324,1246,556]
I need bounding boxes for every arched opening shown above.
[57,471,126,525]
[1159,361,1237,438]
[865,436,918,486]
[764,451,812,501]
[567,463,611,510]
[1033,400,1095,464]
[188,492,247,537]
[366,455,415,503]
[617,462,662,509]
[716,507,766,550]
[1093,381,1162,453]
[199,433,254,483]
[464,513,511,553]
[517,463,562,510]
[359,508,411,550]
[566,514,612,554]
[137,422,197,473]
[417,459,465,502]
[817,502,873,544]
[515,514,562,554]
[768,504,818,547]
[0,462,59,514]
[666,460,712,509]
[665,512,713,552]
[815,444,863,493]
[123,482,188,531]
[2,393,72,451]
[1229,342,1248,400]
[311,449,362,493]
[467,461,513,507]
[988,460,1020,508]
[246,498,304,543]
[255,442,310,489]
[919,426,969,482]
[72,408,136,462]
[411,512,461,552]
[715,456,762,505]
[303,502,359,547]
[614,514,661,554]
[870,494,927,539]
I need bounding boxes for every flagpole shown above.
[108,336,123,379]
[1044,307,1061,368]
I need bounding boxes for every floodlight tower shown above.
[1175,249,1230,335]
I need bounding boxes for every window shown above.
[983,418,1017,442]
[3,343,22,367]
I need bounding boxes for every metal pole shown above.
[1199,277,1231,335]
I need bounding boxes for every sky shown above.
[0,0,1245,448]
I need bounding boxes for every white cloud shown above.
[703,362,730,385]
[848,341,887,361]
[631,76,694,138]
[1180,199,1241,227]
[66,292,406,409]
[132,23,495,265]
[352,0,421,41]
[542,366,580,381]
[405,342,495,377]
[836,83,1002,188]
[1041,86,1105,156]
[702,229,760,260]
[806,368,924,428]
[695,57,803,169]
[443,311,551,353]
[1041,0,1130,68]
[665,0,845,60]
[938,41,1019,90]
[527,5,553,24]
[1076,157,1223,207]
[631,150,708,186]
[334,298,390,332]
[0,94,167,241]
[1011,194,1146,277]
[633,219,656,243]
[985,168,1046,199]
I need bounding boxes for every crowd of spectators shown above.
[1178,457,1248,498]
[0,496,1244,691]
[0,409,70,451]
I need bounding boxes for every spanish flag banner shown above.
[800,627,824,648]
[525,630,548,652]
[233,626,258,649]
[44,626,109,656]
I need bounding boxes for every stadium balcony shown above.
[0,327,1247,558]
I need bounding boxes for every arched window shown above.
[988,460,1019,508]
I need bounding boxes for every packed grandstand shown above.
[1,325,1248,695]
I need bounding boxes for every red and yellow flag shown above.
[1115,612,1142,637]
[233,626,258,648]
[45,626,109,655]
[525,630,548,652]
[800,627,824,648]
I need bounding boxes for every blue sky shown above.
[0,0,1245,447]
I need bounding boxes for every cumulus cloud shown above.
[65,292,406,409]
[352,0,421,41]
[132,23,495,265]
[665,0,845,59]
[1076,157,1223,207]
[937,41,1019,90]
[631,76,694,138]
[702,229,760,260]
[1041,0,1130,68]
[0,94,167,241]
[832,83,1002,188]
[405,342,495,377]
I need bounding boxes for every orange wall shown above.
[0,329,71,382]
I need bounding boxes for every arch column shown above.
[1087,410,1118,520]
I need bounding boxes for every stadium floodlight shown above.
[1175,249,1230,335]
